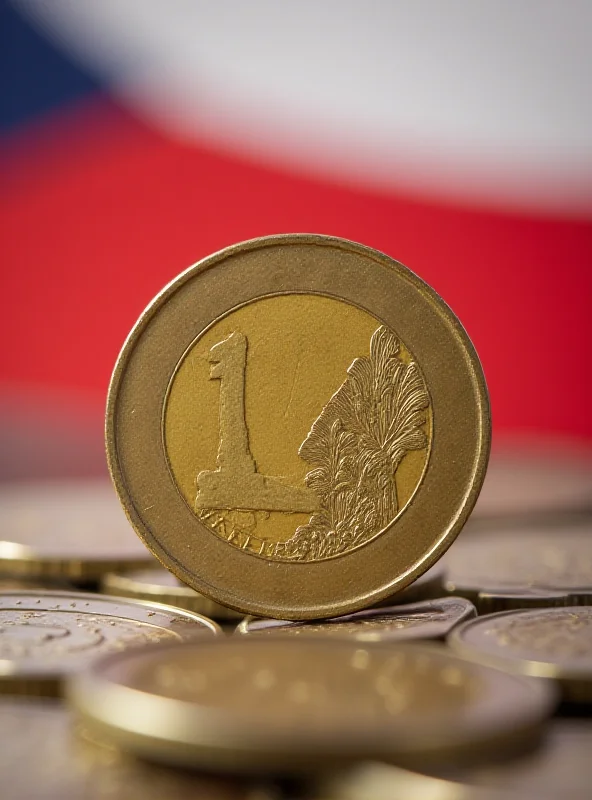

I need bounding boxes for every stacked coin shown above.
[3,235,591,799]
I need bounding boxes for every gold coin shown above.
[374,563,446,606]
[102,568,242,620]
[0,480,155,580]
[444,527,592,609]
[68,638,553,772]
[0,590,220,696]
[237,597,475,641]
[0,698,263,800]
[107,235,490,619]
[449,607,592,703]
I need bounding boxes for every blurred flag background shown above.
[1,0,591,480]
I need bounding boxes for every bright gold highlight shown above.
[163,294,432,561]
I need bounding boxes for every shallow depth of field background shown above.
[1,1,591,481]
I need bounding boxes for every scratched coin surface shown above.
[69,638,553,771]
[107,234,490,619]
[0,699,256,800]
[237,597,475,641]
[445,527,592,609]
[102,569,241,620]
[0,481,154,580]
[0,591,219,695]
[449,607,592,703]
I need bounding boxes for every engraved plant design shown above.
[275,326,430,561]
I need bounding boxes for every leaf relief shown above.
[274,326,430,561]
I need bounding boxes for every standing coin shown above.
[0,481,155,580]
[0,591,219,696]
[449,607,592,703]
[107,235,490,619]
[68,638,554,772]
[102,569,242,620]
[237,597,475,641]
[444,527,592,610]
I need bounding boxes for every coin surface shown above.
[0,699,261,800]
[444,527,592,609]
[0,480,155,580]
[449,607,592,703]
[0,591,219,695]
[102,568,242,620]
[68,638,554,772]
[237,597,475,641]
[107,234,490,619]
[374,562,446,606]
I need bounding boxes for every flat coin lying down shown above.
[102,568,242,620]
[107,234,490,619]
[237,597,475,641]
[449,607,592,704]
[68,638,554,773]
[444,527,592,610]
[0,591,219,696]
[374,563,447,606]
[0,699,259,800]
[0,480,154,580]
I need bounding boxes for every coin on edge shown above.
[237,597,475,641]
[102,569,242,621]
[0,480,155,580]
[68,638,554,773]
[449,607,592,704]
[0,698,264,800]
[0,591,220,696]
[106,234,490,619]
[444,527,592,610]
[373,562,447,607]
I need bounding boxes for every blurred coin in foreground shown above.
[471,446,592,523]
[102,568,242,620]
[237,597,475,641]
[425,719,592,800]
[107,235,490,619]
[318,761,516,800]
[0,698,263,800]
[449,607,592,703]
[0,480,154,580]
[0,591,219,696]
[444,527,592,610]
[68,638,554,773]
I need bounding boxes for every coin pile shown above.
[2,235,591,800]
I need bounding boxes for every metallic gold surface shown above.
[107,234,490,618]
[68,638,553,772]
[449,607,592,703]
[444,527,592,609]
[0,699,263,800]
[0,481,154,580]
[374,562,446,606]
[102,568,242,620]
[237,597,475,641]
[0,590,219,696]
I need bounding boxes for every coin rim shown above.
[67,638,554,772]
[101,570,242,621]
[448,606,592,703]
[106,234,491,619]
[0,589,221,696]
